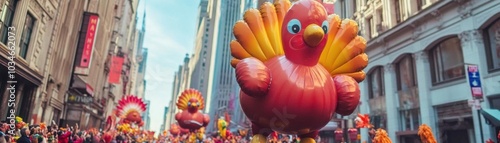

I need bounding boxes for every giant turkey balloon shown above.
[230,0,368,142]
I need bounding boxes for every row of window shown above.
[368,18,500,100]
[0,0,35,59]
[364,18,500,137]
[338,0,435,39]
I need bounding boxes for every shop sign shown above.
[68,94,93,104]
[74,12,99,75]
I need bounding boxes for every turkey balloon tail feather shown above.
[243,9,276,58]
[116,96,147,118]
[335,71,366,82]
[230,58,240,68]
[176,89,205,111]
[233,21,267,61]
[332,36,367,69]
[230,40,251,59]
[331,53,368,75]
[319,19,366,81]
[319,14,342,63]
[330,20,359,63]
[274,0,292,31]
[260,2,283,55]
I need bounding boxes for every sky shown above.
[136,0,201,133]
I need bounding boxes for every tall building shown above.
[63,0,140,129]
[180,0,258,133]
[205,0,246,132]
[101,0,142,128]
[188,0,211,114]
[335,0,500,142]
[0,0,61,124]
[143,100,151,130]
[0,0,142,128]
[165,55,191,130]
[160,106,169,133]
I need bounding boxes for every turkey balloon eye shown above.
[287,19,301,34]
[188,102,191,106]
[322,20,329,34]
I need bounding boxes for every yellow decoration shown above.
[217,118,227,139]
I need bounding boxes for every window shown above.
[489,96,500,109]
[368,66,384,99]
[400,109,420,131]
[0,0,18,44]
[394,0,402,23]
[484,18,500,71]
[19,13,35,59]
[429,37,465,84]
[395,55,417,91]
[367,17,374,38]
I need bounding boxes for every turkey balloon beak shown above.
[303,24,324,47]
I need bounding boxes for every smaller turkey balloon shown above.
[170,123,181,136]
[175,89,210,131]
[116,95,147,126]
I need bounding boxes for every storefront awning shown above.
[481,109,500,126]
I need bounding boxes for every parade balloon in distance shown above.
[175,89,210,131]
[116,95,147,126]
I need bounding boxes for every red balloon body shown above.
[239,56,337,134]
[175,111,210,131]
[180,128,190,135]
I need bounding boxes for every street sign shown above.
[466,64,483,99]
[468,99,481,110]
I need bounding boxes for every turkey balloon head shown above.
[282,0,329,66]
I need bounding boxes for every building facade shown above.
[160,106,168,133]
[204,0,245,133]
[335,0,500,142]
[0,0,57,124]
[0,0,143,130]
[165,55,190,130]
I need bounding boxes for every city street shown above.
[0,0,499,143]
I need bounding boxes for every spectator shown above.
[17,128,31,143]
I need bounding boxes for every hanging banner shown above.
[108,56,124,84]
[74,12,99,75]
[466,64,483,99]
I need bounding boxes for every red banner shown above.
[80,14,99,67]
[108,56,124,84]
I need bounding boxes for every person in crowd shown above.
[57,126,72,143]
[17,128,31,143]
[0,123,9,143]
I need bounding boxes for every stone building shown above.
[0,0,58,124]
[335,0,500,142]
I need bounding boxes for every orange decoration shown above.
[372,129,392,143]
[355,113,373,128]
[418,124,437,143]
